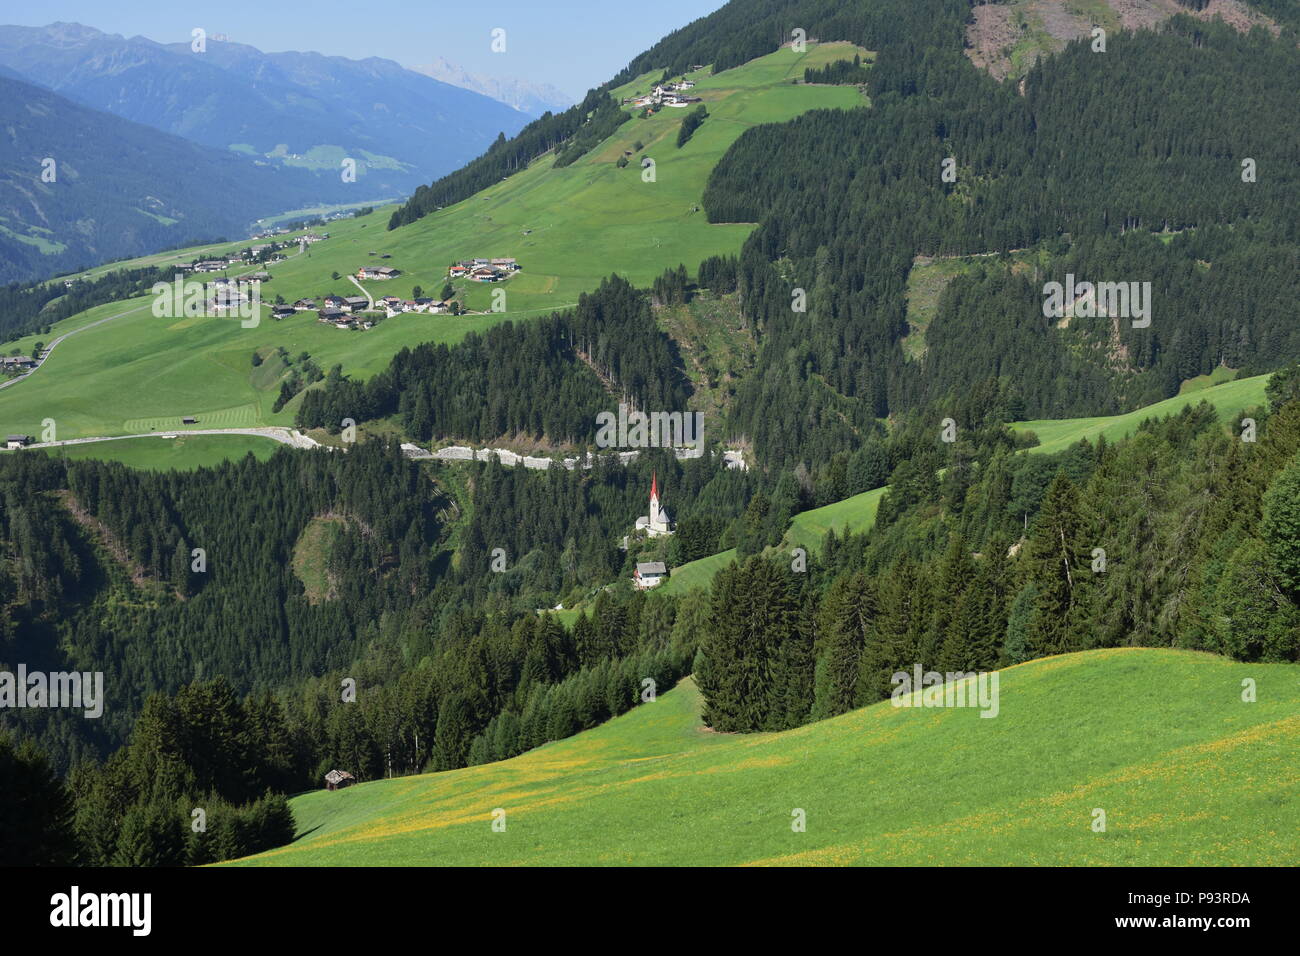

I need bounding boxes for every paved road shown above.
[3,242,320,394]
[11,427,322,452]
[0,302,153,391]
[347,274,374,309]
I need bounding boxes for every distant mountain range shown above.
[410,58,573,116]
[0,23,530,193]
[0,74,336,282]
[0,21,535,282]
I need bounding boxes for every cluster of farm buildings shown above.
[310,294,451,329]
[186,233,325,274]
[448,258,520,282]
[626,80,701,109]
[204,273,270,312]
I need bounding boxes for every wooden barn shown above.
[324,769,356,791]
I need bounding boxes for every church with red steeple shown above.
[635,471,674,537]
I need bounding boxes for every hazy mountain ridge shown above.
[411,57,573,116]
[0,73,337,282]
[0,22,530,195]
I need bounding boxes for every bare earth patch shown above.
[1033,0,1093,46]
[965,0,1281,81]
[967,5,1021,81]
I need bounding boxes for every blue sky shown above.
[4,0,726,100]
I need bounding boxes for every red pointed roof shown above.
[651,471,659,502]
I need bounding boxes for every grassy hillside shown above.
[1013,373,1268,456]
[37,434,278,470]
[0,44,867,444]
[660,547,738,596]
[783,486,887,553]
[233,649,1299,866]
[662,486,885,595]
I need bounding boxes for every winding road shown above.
[0,302,153,391]
[10,427,322,453]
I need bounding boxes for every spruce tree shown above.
[1023,472,1089,656]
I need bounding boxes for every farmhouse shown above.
[1,356,37,370]
[318,307,346,323]
[206,288,249,312]
[634,561,667,589]
[357,265,401,280]
[343,296,369,312]
[323,295,347,309]
[271,304,295,319]
[5,435,31,450]
[293,298,318,311]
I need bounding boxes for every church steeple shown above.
[637,471,672,537]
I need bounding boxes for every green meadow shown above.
[782,485,887,552]
[1013,373,1269,456]
[661,486,885,596]
[35,434,279,470]
[660,547,738,596]
[233,648,1299,866]
[0,44,867,445]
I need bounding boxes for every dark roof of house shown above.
[636,561,667,575]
